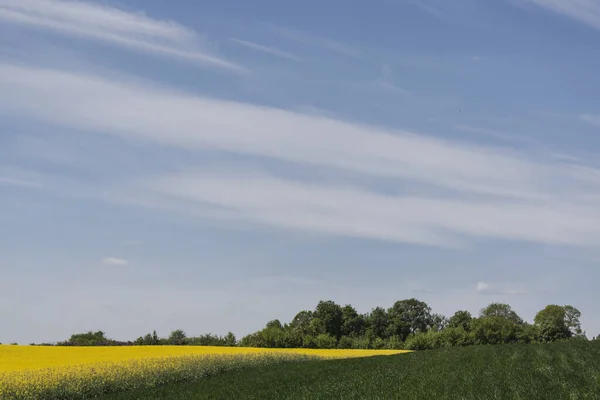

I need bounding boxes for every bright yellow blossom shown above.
[0,345,409,399]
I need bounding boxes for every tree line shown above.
[46,330,236,347]
[39,299,590,350]
[238,299,586,350]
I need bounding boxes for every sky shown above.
[1,0,600,344]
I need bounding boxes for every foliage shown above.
[479,303,523,324]
[57,330,117,346]
[51,301,586,352]
[447,310,472,331]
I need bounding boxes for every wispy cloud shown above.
[4,63,600,247]
[0,0,244,73]
[581,114,600,127]
[273,25,362,58]
[520,0,600,31]
[231,38,302,62]
[102,257,129,266]
[375,63,407,93]
[393,0,444,17]
[0,167,44,188]
[0,176,42,188]
[476,281,530,296]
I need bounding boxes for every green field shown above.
[101,340,600,399]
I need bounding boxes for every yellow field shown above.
[0,345,409,399]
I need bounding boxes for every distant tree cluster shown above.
[43,299,587,350]
[239,299,585,350]
[53,329,236,347]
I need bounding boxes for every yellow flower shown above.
[0,345,409,399]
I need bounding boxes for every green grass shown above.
[100,340,600,400]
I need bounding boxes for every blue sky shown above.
[1,0,600,344]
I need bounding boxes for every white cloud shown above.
[0,0,244,73]
[521,0,600,31]
[476,281,531,296]
[4,63,600,247]
[231,38,302,62]
[102,257,129,266]
[476,281,489,292]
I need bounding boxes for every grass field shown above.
[0,345,407,399]
[101,340,600,400]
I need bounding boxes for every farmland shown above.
[0,345,407,399]
[101,340,600,400]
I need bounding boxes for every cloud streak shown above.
[102,257,129,266]
[273,25,362,58]
[231,38,303,62]
[522,0,600,31]
[581,114,600,127]
[0,0,244,73]
[3,63,600,247]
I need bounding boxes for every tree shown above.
[223,332,236,346]
[534,305,583,342]
[168,329,187,345]
[387,299,432,340]
[309,317,326,336]
[313,300,343,340]
[266,319,283,330]
[479,303,523,325]
[563,305,583,337]
[428,313,448,332]
[366,307,388,339]
[470,316,519,345]
[341,304,365,337]
[447,311,473,331]
[66,330,111,346]
[291,310,313,334]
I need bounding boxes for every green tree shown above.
[366,307,388,339]
[223,332,236,346]
[447,310,473,331]
[313,300,343,340]
[266,319,283,330]
[564,305,583,337]
[534,305,583,342]
[479,303,523,324]
[66,330,111,346]
[469,316,519,345]
[341,304,365,337]
[168,329,187,345]
[291,310,313,334]
[429,313,448,331]
[387,298,432,340]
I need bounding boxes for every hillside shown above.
[101,340,600,399]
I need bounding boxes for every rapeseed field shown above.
[0,345,408,399]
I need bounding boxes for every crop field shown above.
[0,345,408,399]
[102,340,600,400]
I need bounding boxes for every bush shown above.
[386,335,405,350]
[338,336,353,349]
[314,334,337,349]
[404,331,443,350]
